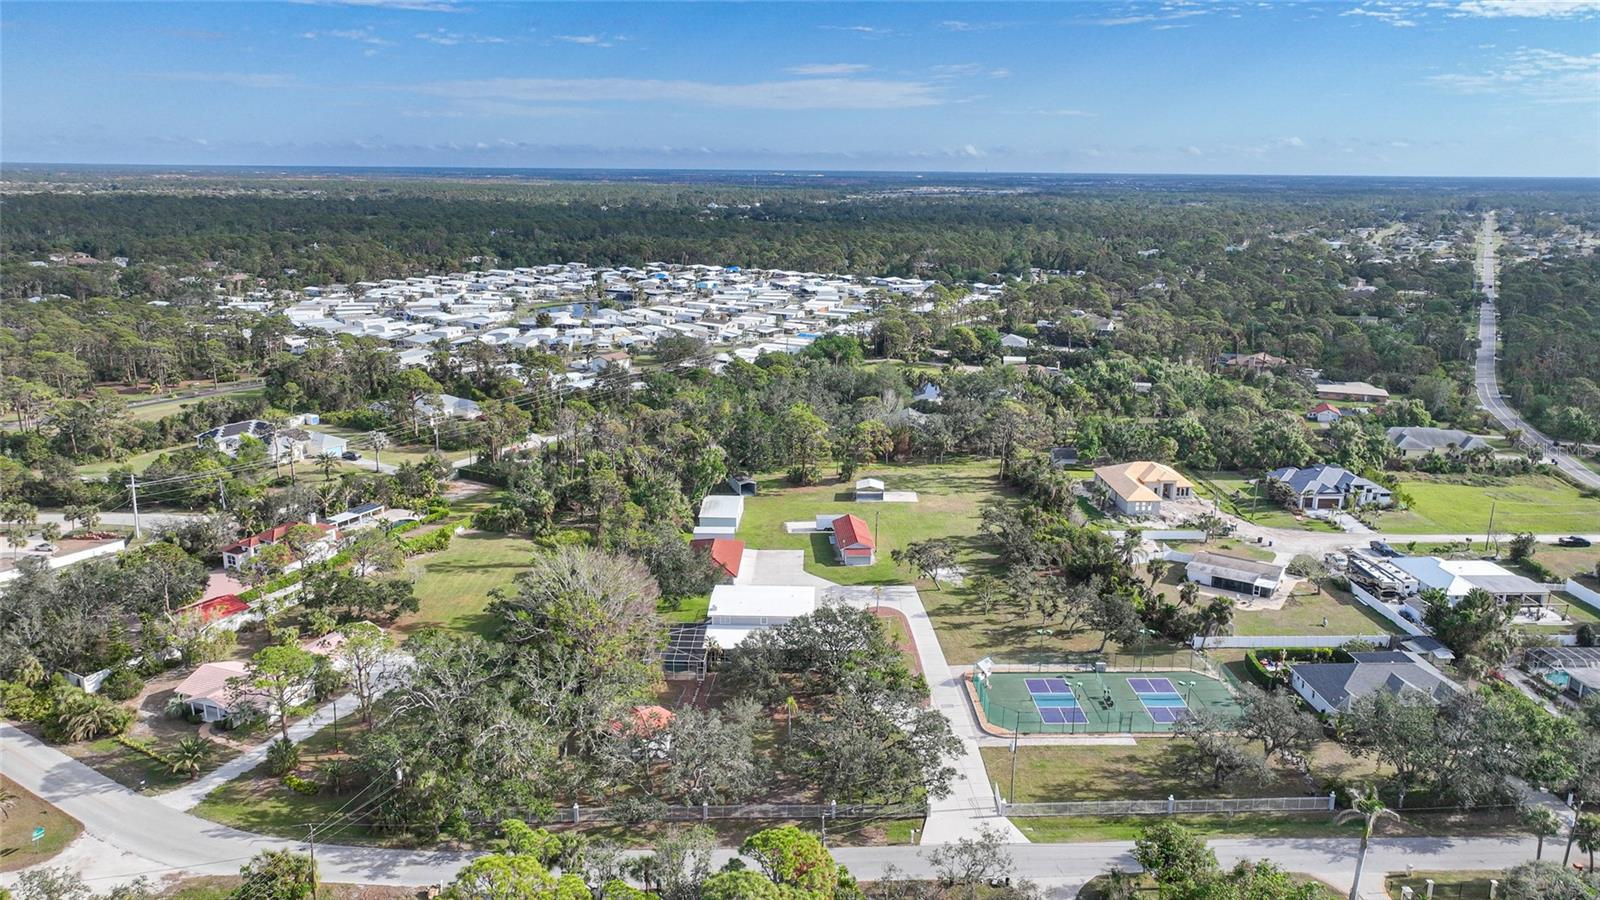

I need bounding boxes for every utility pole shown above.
[1009,732,1019,802]
[1485,500,1497,553]
[128,475,141,539]
[307,824,317,892]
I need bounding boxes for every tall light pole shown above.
[1009,732,1019,802]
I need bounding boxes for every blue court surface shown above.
[1130,677,1189,724]
[1025,676,1088,725]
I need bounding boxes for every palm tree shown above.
[167,736,210,779]
[315,451,338,483]
[1145,558,1168,587]
[1520,805,1563,860]
[0,784,18,820]
[369,431,390,472]
[1575,813,1600,872]
[1334,786,1400,900]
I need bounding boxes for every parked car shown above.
[1557,536,1593,548]
[341,450,361,461]
[33,543,57,554]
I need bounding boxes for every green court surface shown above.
[974,669,1240,735]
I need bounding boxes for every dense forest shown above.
[1497,252,1600,442]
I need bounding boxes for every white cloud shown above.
[140,72,302,89]
[552,34,625,48]
[785,63,871,76]
[291,0,467,11]
[819,25,894,35]
[302,28,394,46]
[1454,0,1600,17]
[1013,107,1098,117]
[930,63,1011,79]
[938,19,1009,32]
[1086,5,1214,27]
[416,29,508,45]
[1341,5,1419,26]
[1183,145,1204,156]
[412,76,943,110]
[1428,47,1600,104]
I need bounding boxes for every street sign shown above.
[31,826,45,843]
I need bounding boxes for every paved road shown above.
[0,723,1557,896]
[1472,212,1600,490]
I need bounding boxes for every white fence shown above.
[1347,582,1428,637]
[999,794,1336,817]
[1108,529,1207,542]
[1566,578,1600,613]
[1194,635,1394,650]
[0,538,127,585]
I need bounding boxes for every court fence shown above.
[979,649,1224,680]
[972,660,1242,736]
[999,794,1337,817]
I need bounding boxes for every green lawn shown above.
[736,459,1014,587]
[981,739,1380,804]
[1168,539,1276,562]
[1385,871,1504,900]
[315,425,452,468]
[127,386,265,422]
[76,444,189,476]
[659,593,710,625]
[735,458,1102,664]
[1232,584,1401,636]
[1376,474,1600,534]
[0,775,80,872]
[1010,807,1519,843]
[1189,471,1341,532]
[395,531,536,637]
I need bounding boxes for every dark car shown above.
[341,450,361,461]
[1557,536,1593,548]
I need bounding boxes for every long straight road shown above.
[0,722,1555,896]
[1473,212,1600,489]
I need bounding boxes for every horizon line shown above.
[4,160,1599,182]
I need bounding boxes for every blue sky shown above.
[3,1,1598,176]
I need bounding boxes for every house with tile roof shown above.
[1092,461,1194,517]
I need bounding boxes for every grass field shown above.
[76,444,187,476]
[314,425,453,468]
[1376,474,1600,534]
[127,386,265,422]
[1232,584,1400,636]
[981,738,1378,803]
[737,459,1013,587]
[395,531,536,637]
[1385,871,1503,899]
[1008,807,1519,843]
[732,457,1106,664]
[1168,539,1276,562]
[0,775,80,872]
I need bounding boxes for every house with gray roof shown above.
[1266,464,1393,511]
[1185,551,1286,598]
[1385,427,1492,459]
[1289,650,1459,715]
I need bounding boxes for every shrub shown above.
[398,525,454,556]
[283,773,320,796]
[42,688,133,743]
[266,737,301,776]
[1579,623,1599,648]
[97,668,145,702]
[0,681,51,722]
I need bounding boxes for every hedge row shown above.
[1243,647,1353,688]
